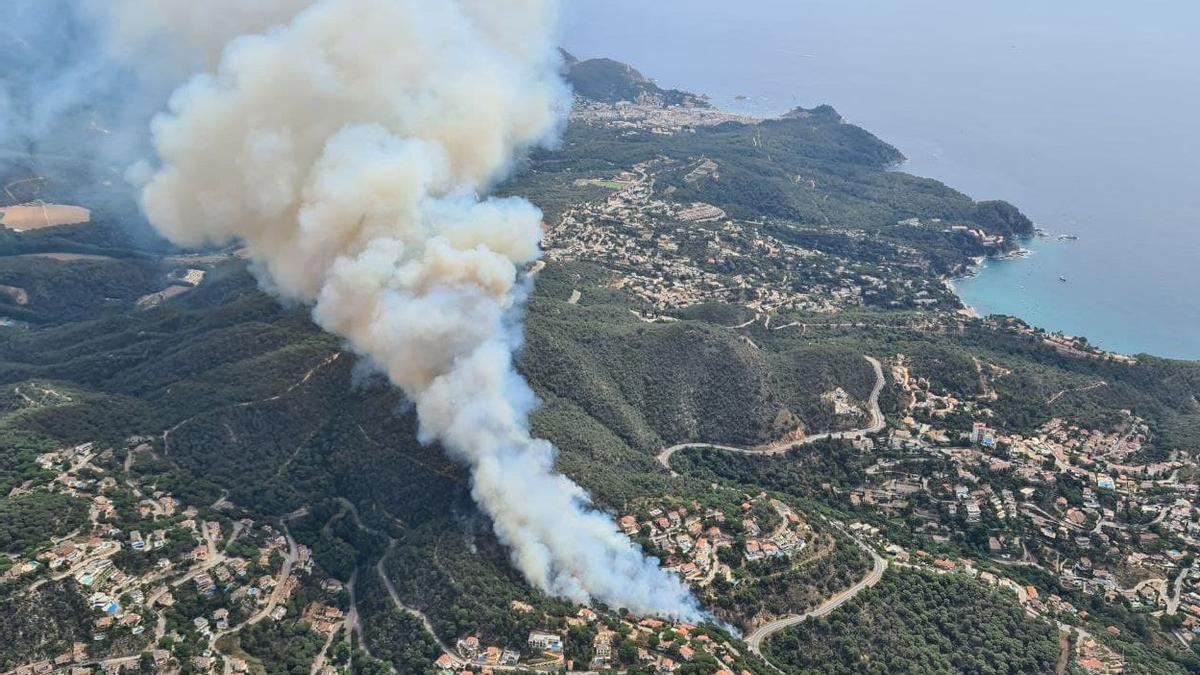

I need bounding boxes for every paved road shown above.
[655,442,765,477]
[657,355,885,475]
[745,529,887,659]
[1090,502,1168,535]
[334,499,468,667]
[208,518,300,674]
[651,355,889,672]
[1021,504,1086,533]
[374,538,465,665]
[1167,565,1192,614]
[337,499,566,673]
[251,522,298,623]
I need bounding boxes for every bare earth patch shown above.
[0,203,91,231]
[0,285,29,306]
[136,285,192,310]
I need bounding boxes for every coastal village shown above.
[1,439,777,675]
[434,612,755,675]
[572,97,756,136]
[543,95,1013,318]
[4,135,1187,675]
[544,156,966,317]
[422,494,814,675]
[622,493,811,587]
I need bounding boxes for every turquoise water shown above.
[564,0,1200,360]
[952,240,1197,358]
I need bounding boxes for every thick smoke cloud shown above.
[0,0,301,210]
[94,0,312,70]
[0,1,136,203]
[116,0,700,619]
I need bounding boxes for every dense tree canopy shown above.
[764,570,1061,675]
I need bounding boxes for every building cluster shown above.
[542,159,952,316]
[620,494,810,590]
[437,609,752,675]
[571,99,757,136]
[842,353,1200,667]
[426,496,812,673]
[3,438,325,675]
[622,500,727,586]
[740,498,810,564]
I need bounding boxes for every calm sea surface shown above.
[564,0,1200,359]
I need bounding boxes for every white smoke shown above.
[124,0,700,619]
[91,0,313,71]
[0,0,307,215]
[0,0,144,207]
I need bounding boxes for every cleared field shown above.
[0,203,91,231]
[572,178,629,190]
[136,284,192,310]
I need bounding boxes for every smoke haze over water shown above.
[11,0,699,618]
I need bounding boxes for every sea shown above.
[563,0,1200,360]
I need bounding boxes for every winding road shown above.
[653,355,890,671]
[335,499,468,667]
[1167,565,1192,615]
[745,529,887,659]
[656,355,885,475]
[207,515,302,674]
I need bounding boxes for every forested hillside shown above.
[763,570,1062,675]
[563,54,703,106]
[0,53,1197,675]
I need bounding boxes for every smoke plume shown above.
[0,0,139,206]
[117,0,699,619]
[0,0,304,212]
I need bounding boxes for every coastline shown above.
[944,242,1025,321]
[943,239,1033,322]
[950,229,1197,361]
[566,56,1196,362]
[566,2,1200,364]
[946,240,1158,362]
[943,280,979,319]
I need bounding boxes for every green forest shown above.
[763,570,1061,674]
[0,492,89,555]
[0,582,92,670]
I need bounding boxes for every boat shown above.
[1059,276,1068,282]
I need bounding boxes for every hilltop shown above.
[562,51,708,107]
